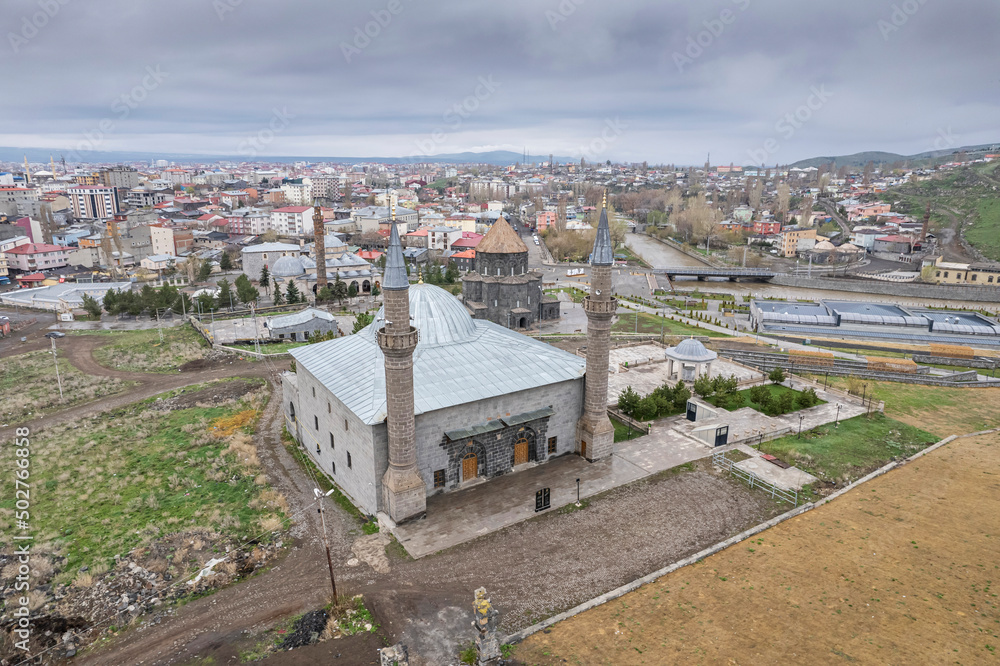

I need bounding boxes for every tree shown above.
[748,384,771,407]
[285,281,302,304]
[102,288,120,315]
[347,282,358,299]
[671,380,691,409]
[634,396,658,422]
[235,274,260,305]
[272,281,285,305]
[776,183,790,222]
[776,391,795,414]
[693,374,714,399]
[316,286,332,303]
[174,292,193,316]
[140,284,157,314]
[352,312,374,334]
[196,292,216,314]
[796,387,820,409]
[331,275,348,305]
[444,261,459,284]
[219,251,233,271]
[259,265,271,295]
[260,229,278,243]
[371,283,381,298]
[617,386,640,418]
[81,293,102,319]
[197,259,213,282]
[768,367,786,385]
[216,278,234,310]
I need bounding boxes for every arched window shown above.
[289,402,295,418]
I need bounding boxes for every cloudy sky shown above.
[2,0,997,164]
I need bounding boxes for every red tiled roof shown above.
[451,249,476,259]
[7,243,66,255]
[405,228,429,236]
[17,272,45,281]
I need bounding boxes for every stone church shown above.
[460,216,560,328]
[283,205,618,523]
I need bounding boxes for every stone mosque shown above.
[283,203,618,523]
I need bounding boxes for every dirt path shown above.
[0,334,278,441]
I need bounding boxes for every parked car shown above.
[44,331,66,338]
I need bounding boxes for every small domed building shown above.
[664,338,717,381]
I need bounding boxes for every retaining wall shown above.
[770,275,1000,303]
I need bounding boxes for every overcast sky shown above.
[1,0,997,164]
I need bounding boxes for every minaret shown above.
[312,203,327,291]
[377,223,426,523]
[920,203,931,245]
[577,192,617,461]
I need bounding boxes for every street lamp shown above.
[798,414,804,439]
[313,487,339,602]
[835,403,842,427]
[575,478,581,507]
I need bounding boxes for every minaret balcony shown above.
[582,296,617,315]
[377,326,419,350]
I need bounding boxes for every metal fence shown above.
[712,449,799,506]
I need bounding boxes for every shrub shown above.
[672,381,691,409]
[797,387,820,408]
[776,391,795,414]
[768,367,786,384]
[617,386,640,417]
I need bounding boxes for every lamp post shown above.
[835,402,842,427]
[798,414,804,439]
[313,487,339,602]
[575,478,581,507]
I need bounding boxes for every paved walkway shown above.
[393,429,719,559]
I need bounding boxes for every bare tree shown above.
[776,183,790,223]
[799,193,814,226]
[749,178,764,212]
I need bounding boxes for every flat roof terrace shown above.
[823,301,911,318]
[917,310,998,326]
[752,300,828,316]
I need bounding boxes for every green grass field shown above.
[88,323,210,372]
[763,413,937,485]
[965,198,1000,261]
[0,379,285,584]
[544,287,588,303]
[612,310,728,337]
[0,350,135,423]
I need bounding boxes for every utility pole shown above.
[156,308,163,343]
[314,488,338,602]
[51,337,64,400]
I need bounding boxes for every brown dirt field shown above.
[517,433,1000,665]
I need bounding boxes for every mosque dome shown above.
[665,337,717,363]
[814,240,837,251]
[366,283,478,346]
[271,255,306,277]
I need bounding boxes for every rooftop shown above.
[476,216,527,254]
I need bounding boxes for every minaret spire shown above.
[577,189,616,461]
[377,217,425,523]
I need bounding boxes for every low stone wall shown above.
[607,408,650,435]
[770,275,1000,303]
[913,354,998,369]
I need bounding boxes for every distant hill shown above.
[0,146,572,167]
[789,143,1000,169]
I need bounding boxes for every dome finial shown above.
[602,189,607,209]
[417,265,423,284]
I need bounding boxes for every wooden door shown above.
[462,453,478,481]
[580,440,588,459]
[514,438,529,466]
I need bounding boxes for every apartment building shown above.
[70,185,121,219]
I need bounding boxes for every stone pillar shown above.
[312,205,327,290]
[577,262,616,461]
[473,587,500,665]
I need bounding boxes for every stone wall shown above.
[770,275,1000,303]
[414,378,585,494]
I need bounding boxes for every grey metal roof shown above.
[269,307,335,328]
[665,338,718,363]
[591,207,614,266]
[290,284,586,425]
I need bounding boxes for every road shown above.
[622,232,710,268]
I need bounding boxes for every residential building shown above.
[100,166,140,190]
[0,187,40,216]
[873,235,912,255]
[69,185,121,219]
[140,253,180,273]
[536,210,557,231]
[281,182,311,206]
[779,227,817,257]
[270,206,312,235]
[753,220,781,235]
[426,226,462,252]
[227,207,272,236]
[4,243,70,272]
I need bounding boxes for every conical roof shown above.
[591,207,614,266]
[383,222,408,290]
[477,216,527,254]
